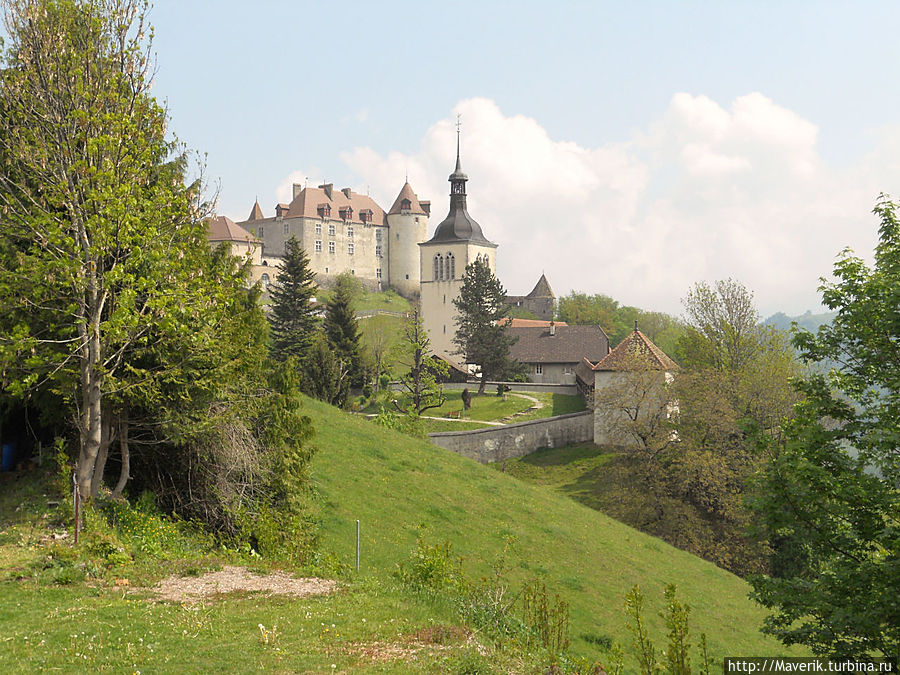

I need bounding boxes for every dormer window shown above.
[360,209,373,224]
[400,198,411,213]
[317,203,331,218]
[339,206,353,222]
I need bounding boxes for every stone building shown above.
[419,139,497,361]
[207,215,280,290]
[576,325,679,446]
[505,274,556,321]
[238,180,429,297]
[508,323,609,385]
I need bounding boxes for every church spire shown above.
[449,114,467,196]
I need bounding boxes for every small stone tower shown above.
[386,182,430,298]
[419,133,497,361]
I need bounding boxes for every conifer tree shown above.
[324,281,364,388]
[452,259,519,394]
[268,236,318,361]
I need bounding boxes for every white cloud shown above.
[283,95,896,317]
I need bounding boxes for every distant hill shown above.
[764,310,837,333]
[303,395,801,663]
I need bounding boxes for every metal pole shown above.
[356,519,360,572]
[72,472,80,546]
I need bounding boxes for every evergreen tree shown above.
[298,335,349,407]
[324,281,364,388]
[268,236,318,361]
[395,309,448,415]
[452,259,519,394]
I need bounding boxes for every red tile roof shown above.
[247,200,265,221]
[592,330,679,372]
[285,184,386,225]
[506,318,568,328]
[207,215,259,244]
[388,182,428,216]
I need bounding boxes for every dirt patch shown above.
[150,565,336,603]
[345,625,479,665]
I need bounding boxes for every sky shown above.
[141,2,900,316]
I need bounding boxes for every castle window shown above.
[400,198,411,212]
[348,243,354,255]
[433,254,442,281]
[339,206,353,221]
[376,268,382,279]
[375,245,382,257]
[283,222,289,236]
[447,252,455,279]
[328,224,335,236]
[360,209,373,224]
[328,241,335,254]
[316,222,322,235]
[315,240,322,253]
[375,229,382,240]
[260,273,270,289]
[347,226,353,238]
[405,274,409,280]
[535,364,543,374]
[258,226,264,238]
[317,204,331,218]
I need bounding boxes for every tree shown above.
[452,258,518,394]
[300,334,350,407]
[324,280,364,389]
[749,196,900,659]
[0,0,231,499]
[268,236,318,361]
[394,309,448,415]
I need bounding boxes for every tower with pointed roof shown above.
[419,133,498,361]
[386,182,430,296]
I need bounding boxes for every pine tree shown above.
[268,236,318,361]
[452,259,519,394]
[396,309,448,414]
[324,281,364,388]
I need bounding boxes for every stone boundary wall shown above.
[429,410,593,463]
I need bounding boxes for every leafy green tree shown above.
[395,309,448,415]
[749,196,900,659]
[0,0,233,499]
[452,259,519,394]
[268,236,318,361]
[324,280,364,388]
[557,291,621,336]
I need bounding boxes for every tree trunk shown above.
[77,348,103,501]
[111,413,129,499]
[478,370,487,395]
[89,412,113,498]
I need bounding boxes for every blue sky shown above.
[27,1,900,315]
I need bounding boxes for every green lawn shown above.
[302,395,802,665]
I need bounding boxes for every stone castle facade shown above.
[239,181,430,297]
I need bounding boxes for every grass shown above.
[302,395,802,665]
[354,289,412,313]
[363,390,585,425]
[0,397,801,671]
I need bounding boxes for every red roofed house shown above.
[576,324,679,446]
[207,215,281,290]
[508,322,609,384]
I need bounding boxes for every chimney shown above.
[319,183,333,199]
[292,183,303,199]
[341,187,352,199]
[549,321,556,336]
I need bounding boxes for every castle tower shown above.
[386,182,430,297]
[419,133,497,361]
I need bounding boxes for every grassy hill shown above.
[303,395,796,663]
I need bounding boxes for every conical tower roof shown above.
[527,274,555,298]
[247,200,265,221]
[388,182,427,215]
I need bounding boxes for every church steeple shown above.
[449,114,467,199]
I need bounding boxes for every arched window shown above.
[447,252,455,279]
[440,255,446,280]
[433,254,442,280]
[260,273,270,289]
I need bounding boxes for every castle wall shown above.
[386,212,427,297]
[429,411,594,463]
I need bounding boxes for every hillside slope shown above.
[303,396,795,662]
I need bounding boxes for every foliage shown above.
[324,279,364,388]
[748,196,900,659]
[452,259,520,394]
[394,309,448,415]
[300,334,350,407]
[625,584,707,675]
[0,0,261,504]
[557,292,684,356]
[268,236,318,362]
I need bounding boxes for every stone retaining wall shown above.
[428,410,593,463]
